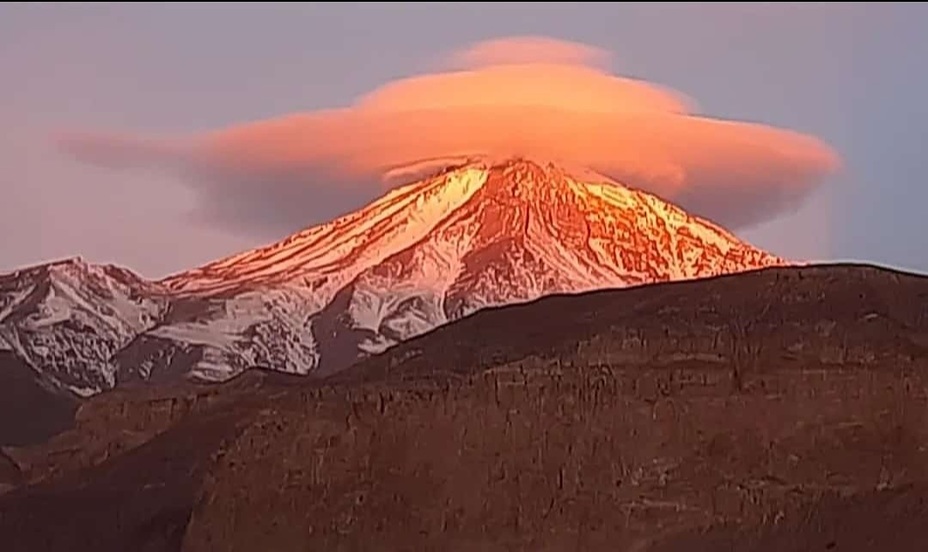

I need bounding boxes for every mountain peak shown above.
[473,156,556,173]
[164,158,783,295]
[444,156,582,184]
[484,157,572,197]
[154,159,783,375]
[1,158,786,394]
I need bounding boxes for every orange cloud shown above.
[57,36,841,236]
[445,35,614,70]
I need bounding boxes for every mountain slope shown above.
[0,158,783,402]
[153,159,782,378]
[3,264,928,552]
[0,259,168,396]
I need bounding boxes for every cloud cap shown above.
[58,36,841,236]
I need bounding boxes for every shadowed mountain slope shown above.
[1,264,928,551]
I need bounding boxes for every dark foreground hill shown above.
[0,352,77,447]
[2,263,928,551]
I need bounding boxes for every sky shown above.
[1,3,926,278]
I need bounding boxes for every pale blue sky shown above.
[1,3,926,277]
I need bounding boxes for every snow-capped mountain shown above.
[0,158,785,396]
[0,260,169,397]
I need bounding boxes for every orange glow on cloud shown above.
[57,36,841,232]
[445,36,614,70]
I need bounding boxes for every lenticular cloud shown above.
[57,36,841,236]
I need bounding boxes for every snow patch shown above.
[0,159,782,396]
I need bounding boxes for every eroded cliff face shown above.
[177,356,928,552]
[2,265,928,552]
[651,483,928,552]
[3,370,305,487]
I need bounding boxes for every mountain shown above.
[0,158,782,408]
[3,264,928,551]
[0,259,168,395]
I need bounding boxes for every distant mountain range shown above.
[0,158,781,407]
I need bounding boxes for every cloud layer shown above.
[57,36,840,238]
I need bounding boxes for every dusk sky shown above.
[2,3,926,277]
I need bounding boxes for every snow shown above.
[0,258,169,394]
[163,168,489,297]
[0,158,784,396]
[151,322,240,350]
[0,284,33,325]
[27,292,73,328]
[69,385,101,399]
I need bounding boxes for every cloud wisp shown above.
[57,36,841,238]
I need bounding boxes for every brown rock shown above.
[2,264,928,551]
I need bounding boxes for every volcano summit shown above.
[0,158,783,403]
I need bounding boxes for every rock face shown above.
[2,264,928,551]
[0,158,779,414]
[650,485,928,552]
